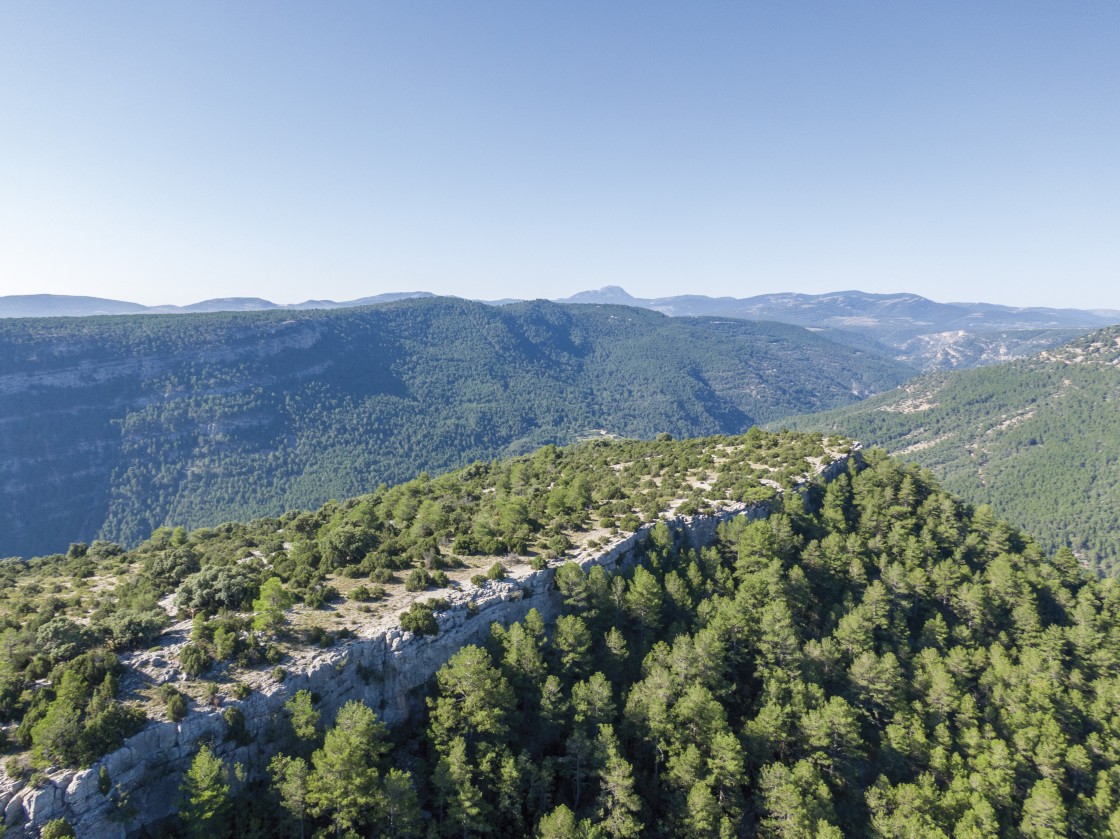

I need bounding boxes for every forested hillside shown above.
[781,327,1120,575]
[8,289,1112,372]
[178,448,1120,838]
[0,430,839,823]
[0,298,908,558]
[7,430,1120,837]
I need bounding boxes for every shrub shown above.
[141,547,200,592]
[35,618,96,664]
[303,584,338,610]
[174,563,260,614]
[272,666,286,683]
[530,556,549,571]
[4,756,24,781]
[223,707,250,745]
[87,540,123,559]
[41,817,76,838]
[212,626,238,661]
[471,575,488,588]
[165,690,188,722]
[306,626,333,648]
[178,644,212,678]
[98,609,169,651]
[369,567,396,584]
[451,534,478,555]
[230,682,251,701]
[399,602,438,637]
[52,650,121,693]
[74,701,146,766]
[404,569,432,592]
[350,583,386,602]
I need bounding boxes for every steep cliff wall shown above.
[3,450,857,837]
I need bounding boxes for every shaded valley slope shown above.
[0,298,908,557]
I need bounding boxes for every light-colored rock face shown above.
[7,449,857,838]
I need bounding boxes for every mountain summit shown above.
[557,285,638,305]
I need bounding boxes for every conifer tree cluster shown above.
[180,448,1120,837]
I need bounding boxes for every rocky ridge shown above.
[1,449,858,837]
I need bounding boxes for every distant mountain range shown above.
[558,287,1120,370]
[0,297,909,558]
[782,325,1120,574]
[7,287,1115,370]
[560,285,1120,330]
[0,291,435,318]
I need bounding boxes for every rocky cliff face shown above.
[2,451,856,837]
[0,315,331,557]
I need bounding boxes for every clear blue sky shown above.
[1,2,1117,308]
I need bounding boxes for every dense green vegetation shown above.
[0,297,909,558]
[782,326,1120,575]
[8,426,1120,836]
[0,430,834,779]
[168,448,1120,837]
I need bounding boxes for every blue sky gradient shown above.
[1,3,1117,308]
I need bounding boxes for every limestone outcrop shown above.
[2,449,857,837]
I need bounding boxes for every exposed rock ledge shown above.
[4,449,857,837]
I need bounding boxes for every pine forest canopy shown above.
[4,431,1120,836]
[170,445,1120,837]
[0,297,910,559]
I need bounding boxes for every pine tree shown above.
[536,804,599,838]
[379,768,422,838]
[602,626,628,677]
[428,645,515,750]
[284,689,320,747]
[268,754,309,839]
[626,567,663,644]
[554,615,593,682]
[306,701,388,836]
[684,781,721,838]
[595,725,641,838]
[436,736,487,838]
[179,745,232,838]
[1020,778,1069,838]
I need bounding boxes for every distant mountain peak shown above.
[177,297,279,312]
[559,286,639,304]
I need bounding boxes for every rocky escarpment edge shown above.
[4,447,859,838]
